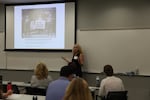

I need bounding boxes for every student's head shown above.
[72,44,83,54]
[103,65,114,76]
[63,77,93,100]
[60,65,74,81]
[35,62,48,79]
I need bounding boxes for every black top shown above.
[72,53,81,67]
[71,53,82,77]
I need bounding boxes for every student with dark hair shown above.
[98,65,125,98]
[46,65,74,100]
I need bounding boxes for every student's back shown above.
[98,65,125,97]
[46,65,74,100]
[30,63,52,88]
[46,77,70,100]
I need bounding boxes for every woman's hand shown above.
[3,89,13,98]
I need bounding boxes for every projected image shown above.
[22,8,56,38]
[6,3,75,50]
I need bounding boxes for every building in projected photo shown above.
[22,8,56,38]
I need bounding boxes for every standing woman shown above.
[62,44,84,77]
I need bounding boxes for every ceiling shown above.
[0,0,63,4]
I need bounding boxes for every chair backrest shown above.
[106,91,128,100]
[25,87,46,96]
[0,75,2,91]
[12,85,20,94]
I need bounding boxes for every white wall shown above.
[0,33,72,71]
[0,33,6,69]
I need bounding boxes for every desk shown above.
[3,81,47,95]
[3,81,31,87]
[89,86,99,100]
[89,86,99,91]
[0,94,45,100]
[3,81,31,94]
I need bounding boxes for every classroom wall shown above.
[0,1,150,100]
[77,0,150,75]
[77,0,150,29]
[0,4,4,32]
[1,0,150,75]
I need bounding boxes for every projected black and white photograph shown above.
[22,8,56,38]
[6,3,74,50]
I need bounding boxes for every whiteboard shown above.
[77,29,150,75]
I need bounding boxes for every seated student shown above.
[46,65,74,100]
[63,77,93,100]
[30,62,52,88]
[98,65,125,99]
[0,89,12,99]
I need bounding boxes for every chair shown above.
[96,91,128,100]
[25,87,47,96]
[12,85,20,94]
[106,91,128,100]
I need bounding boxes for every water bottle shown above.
[73,74,76,78]
[96,76,100,87]
[35,96,38,100]
[33,96,37,100]
[135,68,139,75]
[7,82,12,91]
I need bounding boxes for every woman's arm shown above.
[61,56,70,63]
[2,90,13,99]
[79,53,84,66]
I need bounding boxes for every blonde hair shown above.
[63,78,93,100]
[34,62,48,80]
[72,44,83,54]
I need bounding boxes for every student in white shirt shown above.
[98,65,125,98]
